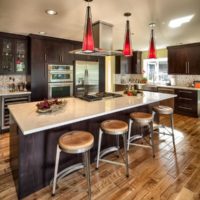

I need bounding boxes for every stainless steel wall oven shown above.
[48,64,73,98]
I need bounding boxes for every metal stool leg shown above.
[96,128,103,169]
[116,135,120,157]
[170,113,176,151]
[150,121,155,158]
[127,118,133,151]
[52,145,61,195]
[84,151,92,200]
[123,133,129,177]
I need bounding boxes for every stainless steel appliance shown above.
[48,64,73,98]
[79,92,122,102]
[48,65,73,82]
[48,82,73,98]
[75,61,99,96]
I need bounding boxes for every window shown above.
[143,58,169,84]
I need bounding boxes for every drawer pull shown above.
[178,106,192,110]
[179,90,193,94]
[179,97,193,101]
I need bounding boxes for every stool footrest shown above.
[129,134,142,142]
[99,146,119,159]
[99,158,126,167]
[129,143,152,149]
[50,163,84,186]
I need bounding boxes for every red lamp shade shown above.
[82,6,94,52]
[148,29,156,59]
[123,20,133,57]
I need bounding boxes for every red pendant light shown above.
[123,12,133,57]
[148,23,156,59]
[82,0,94,53]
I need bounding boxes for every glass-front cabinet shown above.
[15,40,27,73]
[1,39,14,73]
[0,35,27,74]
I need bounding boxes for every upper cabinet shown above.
[115,51,142,74]
[45,39,75,65]
[168,43,200,75]
[0,33,27,74]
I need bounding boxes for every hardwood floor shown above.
[0,114,200,200]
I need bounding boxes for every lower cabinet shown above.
[174,89,199,117]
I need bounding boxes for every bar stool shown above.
[153,105,175,149]
[52,131,94,199]
[96,120,129,177]
[127,112,155,157]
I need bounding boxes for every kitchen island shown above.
[8,92,176,199]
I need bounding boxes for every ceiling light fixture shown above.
[82,0,95,53]
[39,31,46,35]
[123,12,133,57]
[45,9,58,15]
[148,23,156,59]
[168,14,194,28]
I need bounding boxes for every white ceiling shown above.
[0,0,200,50]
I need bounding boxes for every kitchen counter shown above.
[115,83,200,91]
[9,92,176,135]
[9,91,176,199]
[0,91,31,96]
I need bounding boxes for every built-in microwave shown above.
[48,82,73,99]
[48,65,73,82]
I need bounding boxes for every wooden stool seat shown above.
[153,105,173,115]
[101,120,128,135]
[59,131,94,154]
[130,112,153,126]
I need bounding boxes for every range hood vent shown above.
[70,21,122,56]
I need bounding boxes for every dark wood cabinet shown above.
[168,43,200,75]
[0,32,27,74]
[45,40,61,64]
[29,35,105,100]
[115,51,142,74]
[44,40,76,65]
[29,37,47,101]
[175,89,199,117]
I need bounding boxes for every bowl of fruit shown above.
[36,99,67,113]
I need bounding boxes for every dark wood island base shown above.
[10,103,158,199]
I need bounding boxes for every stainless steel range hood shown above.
[70,21,122,56]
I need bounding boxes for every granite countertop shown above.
[8,91,176,135]
[0,91,31,96]
[115,83,200,91]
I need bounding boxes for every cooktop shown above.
[78,92,123,102]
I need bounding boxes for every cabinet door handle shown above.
[44,54,47,62]
[188,62,190,74]
[185,62,187,74]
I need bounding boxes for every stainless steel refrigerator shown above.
[75,60,99,96]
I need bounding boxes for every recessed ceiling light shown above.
[168,14,194,28]
[45,9,58,15]
[39,31,46,35]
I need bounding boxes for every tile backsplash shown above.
[115,74,200,86]
[0,75,27,91]
[171,75,200,86]
[115,74,143,84]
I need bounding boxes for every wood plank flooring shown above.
[0,114,200,200]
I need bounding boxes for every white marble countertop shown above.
[0,91,31,96]
[8,91,176,135]
[115,83,200,91]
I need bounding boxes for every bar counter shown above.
[8,92,176,198]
